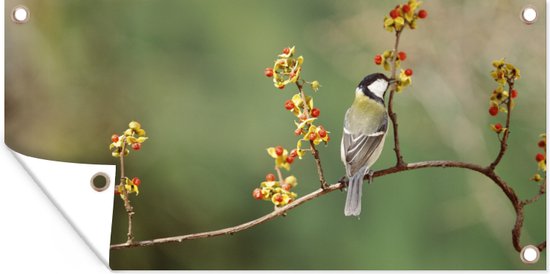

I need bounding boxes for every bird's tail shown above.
[344,170,366,216]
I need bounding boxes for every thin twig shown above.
[309,140,329,189]
[490,80,514,169]
[296,81,328,189]
[522,182,546,206]
[387,30,406,167]
[275,166,284,184]
[118,137,135,244]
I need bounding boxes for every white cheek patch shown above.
[367,79,388,98]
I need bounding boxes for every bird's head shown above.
[356,73,394,101]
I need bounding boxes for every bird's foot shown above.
[366,170,374,184]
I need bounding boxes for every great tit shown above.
[341,73,393,216]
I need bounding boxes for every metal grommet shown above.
[520,245,540,264]
[520,5,537,25]
[90,172,111,192]
[11,5,30,24]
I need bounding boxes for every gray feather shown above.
[344,168,367,216]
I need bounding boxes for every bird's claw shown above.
[366,170,374,184]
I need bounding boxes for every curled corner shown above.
[9,148,115,266]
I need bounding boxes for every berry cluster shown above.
[110,121,148,157]
[383,0,427,32]
[265,46,320,92]
[374,49,413,92]
[110,121,148,198]
[374,50,407,71]
[267,145,300,171]
[375,2,426,93]
[488,59,520,133]
[256,47,331,207]
[286,93,331,149]
[252,174,298,207]
[532,134,546,182]
[115,177,142,198]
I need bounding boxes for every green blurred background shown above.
[5,0,546,269]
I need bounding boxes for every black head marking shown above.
[358,73,389,90]
[357,73,390,104]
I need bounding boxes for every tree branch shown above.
[111,182,343,250]
[111,159,546,252]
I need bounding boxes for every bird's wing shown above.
[342,110,388,176]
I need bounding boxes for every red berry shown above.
[538,140,546,148]
[405,69,413,76]
[252,188,263,200]
[536,153,545,162]
[402,4,411,13]
[489,106,499,116]
[274,194,283,203]
[275,146,284,156]
[398,51,407,61]
[283,47,291,55]
[131,142,142,151]
[266,173,276,182]
[111,134,119,143]
[264,67,273,77]
[278,84,285,90]
[418,9,428,19]
[282,183,292,191]
[318,128,327,138]
[294,128,303,136]
[309,132,317,141]
[494,123,503,131]
[286,156,295,164]
[389,9,399,19]
[511,89,518,99]
[132,177,141,186]
[298,113,307,121]
[374,55,382,65]
[290,149,298,158]
[311,108,320,118]
[284,100,295,110]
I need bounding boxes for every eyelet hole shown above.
[520,245,540,264]
[520,6,537,25]
[11,5,30,24]
[90,172,110,192]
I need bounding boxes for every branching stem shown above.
[111,159,546,251]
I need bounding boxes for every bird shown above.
[341,73,393,216]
